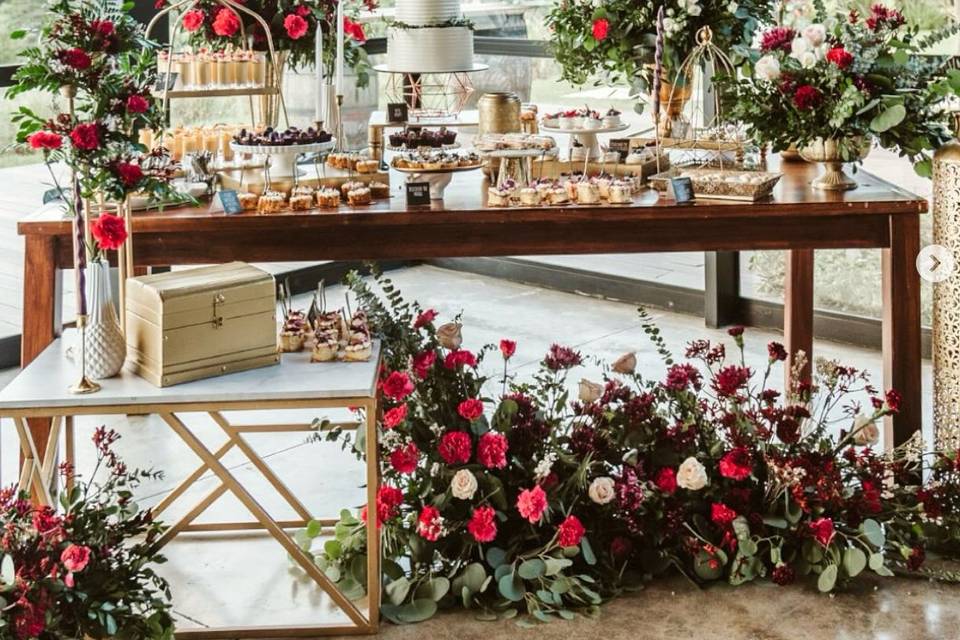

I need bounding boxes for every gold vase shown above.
[932,139,960,451]
[798,137,871,191]
[656,73,693,138]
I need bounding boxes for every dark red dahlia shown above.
[544,343,582,371]
[767,342,788,362]
[664,363,701,391]
[719,446,753,481]
[793,85,823,110]
[759,26,796,53]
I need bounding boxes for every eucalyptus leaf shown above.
[843,547,867,578]
[460,562,487,592]
[415,577,450,602]
[818,564,838,592]
[498,573,524,602]
[385,577,411,606]
[581,537,597,565]
[486,546,507,568]
[518,558,546,580]
[1,555,14,585]
[396,599,438,623]
[544,557,573,576]
[870,104,906,133]
[861,519,885,548]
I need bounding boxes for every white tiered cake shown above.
[387,0,475,73]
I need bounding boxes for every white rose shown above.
[579,378,604,403]
[796,51,818,68]
[852,414,880,446]
[588,476,616,505]
[802,24,826,47]
[728,1,739,12]
[450,468,478,500]
[676,457,708,491]
[790,37,809,57]
[754,55,781,82]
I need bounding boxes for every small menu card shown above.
[387,103,409,123]
[405,182,431,206]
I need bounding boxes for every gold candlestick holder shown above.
[69,314,102,394]
[335,94,344,152]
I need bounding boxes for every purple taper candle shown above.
[72,174,87,317]
[653,6,664,129]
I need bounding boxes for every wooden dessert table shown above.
[17,157,925,452]
[0,334,383,637]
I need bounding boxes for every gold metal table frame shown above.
[6,392,381,637]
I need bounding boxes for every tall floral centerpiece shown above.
[0,428,174,639]
[299,271,960,624]
[547,0,769,121]
[721,4,960,189]
[8,0,178,387]
[167,0,376,86]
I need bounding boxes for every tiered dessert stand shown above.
[478,147,560,188]
[540,122,631,161]
[392,163,482,199]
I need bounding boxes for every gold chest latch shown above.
[212,292,225,329]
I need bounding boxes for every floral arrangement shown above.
[720,3,960,175]
[546,0,770,92]
[7,0,178,205]
[302,271,960,624]
[0,428,173,640]
[166,0,376,85]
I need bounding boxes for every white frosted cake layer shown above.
[386,26,474,73]
[395,0,461,24]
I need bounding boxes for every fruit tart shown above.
[279,309,307,352]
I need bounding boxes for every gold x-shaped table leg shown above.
[13,416,63,506]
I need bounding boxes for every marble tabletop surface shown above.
[0,330,381,411]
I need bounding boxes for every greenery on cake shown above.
[388,17,475,31]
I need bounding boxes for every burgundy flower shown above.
[759,26,796,52]
[126,94,150,113]
[654,467,677,494]
[438,431,472,465]
[771,564,795,585]
[544,343,582,371]
[718,447,753,481]
[810,517,836,547]
[59,47,91,70]
[28,131,62,150]
[826,47,854,70]
[885,389,902,413]
[610,536,633,560]
[664,363,701,391]
[91,19,115,37]
[767,342,788,362]
[115,162,143,187]
[712,365,751,397]
[91,213,128,251]
[414,308,438,328]
[793,85,823,110]
[906,546,926,571]
[284,14,309,40]
[69,123,100,150]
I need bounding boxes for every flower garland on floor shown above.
[303,271,960,624]
[0,429,173,640]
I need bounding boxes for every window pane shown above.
[0,0,49,65]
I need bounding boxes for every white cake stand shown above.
[477,147,559,188]
[540,123,630,160]
[392,164,482,199]
[230,140,336,179]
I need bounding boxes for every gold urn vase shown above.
[798,137,871,191]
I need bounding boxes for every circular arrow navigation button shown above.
[917,244,956,283]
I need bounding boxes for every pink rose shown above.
[60,544,91,573]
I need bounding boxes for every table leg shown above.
[882,214,922,448]
[364,399,380,629]
[785,249,814,391]
[22,235,62,468]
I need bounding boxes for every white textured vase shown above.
[84,258,126,379]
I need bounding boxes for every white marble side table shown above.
[0,334,382,637]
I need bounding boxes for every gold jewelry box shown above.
[125,262,279,387]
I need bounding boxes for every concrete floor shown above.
[0,265,948,639]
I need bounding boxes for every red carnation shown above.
[412,350,436,378]
[414,308,438,328]
[344,16,366,43]
[91,213,128,251]
[388,442,419,474]
[826,46,854,70]
[28,131,62,150]
[710,502,738,527]
[477,432,508,469]
[362,484,403,527]
[712,365,751,397]
[810,517,835,547]
[467,505,497,543]
[499,339,516,360]
[516,484,548,523]
[767,341,788,362]
[182,9,205,32]
[591,18,609,41]
[885,389,902,413]
[213,8,241,37]
[69,123,100,150]
[557,514,586,547]
[759,26,796,52]
[126,94,150,113]
[115,162,143,187]
[458,398,484,421]
[416,505,443,541]
[444,349,477,369]
[793,84,823,110]
[91,19,115,37]
[382,371,414,400]
[284,14,309,40]
[718,446,752,481]
[438,431,472,465]
[60,48,91,70]
[544,343,582,371]
[654,467,677,494]
[382,404,407,429]
[295,5,311,16]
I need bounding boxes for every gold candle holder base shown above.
[69,315,102,395]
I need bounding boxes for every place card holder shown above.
[405,182,431,206]
[387,102,408,123]
[608,138,631,162]
[210,190,244,215]
[669,177,695,204]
